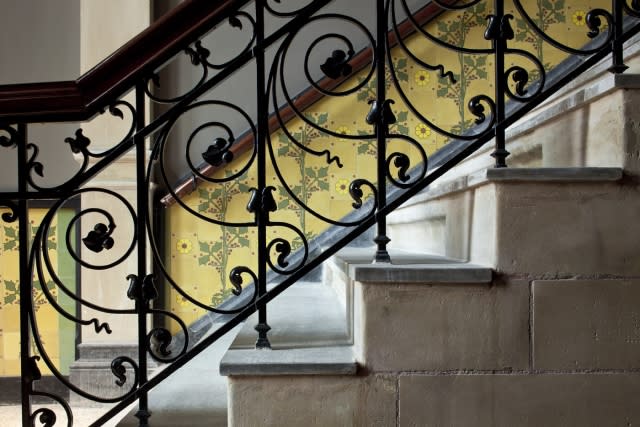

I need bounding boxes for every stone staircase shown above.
[219,164,640,425]
[107,37,640,427]
[215,65,640,426]
[222,252,494,426]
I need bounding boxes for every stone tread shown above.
[220,346,357,376]
[334,247,493,284]
[353,262,492,284]
[469,167,623,186]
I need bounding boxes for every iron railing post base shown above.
[491,148,510,168]
[373,235,391,263]
[255,323,272,349]
[134,409,151,426]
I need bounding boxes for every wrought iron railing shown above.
[1,0,639,425]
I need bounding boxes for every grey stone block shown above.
[467,167,623,186]
[533,279,640,370]
[220,346,357,376]
[400,373,640,427]
[353,262,492,284]
[228,374,396,427]
[356,279,529,371]
[492,181,640,276]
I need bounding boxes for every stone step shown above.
[431,70,640,177]
[327,249,501,372]
[221,280,360,425]
[222,252,498,425]
[223,262,640,425]
[388,167,634,276]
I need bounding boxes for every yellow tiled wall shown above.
[163,0,609,330]
[0,207,76,377]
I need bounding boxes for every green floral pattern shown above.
[196,172,252,304]
[435,3,488,134]
[276,112,332,245]
[515,0,567,80]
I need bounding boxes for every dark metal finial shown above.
[202,137,234,166]
[64,129,91,154]
[247,186,277,215]
[373,235,391,263]
[491,148,510,168]
[484,15,514,41]
[127,274,158,303]
[25,356,42,385]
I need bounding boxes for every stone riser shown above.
[229,372,640,426]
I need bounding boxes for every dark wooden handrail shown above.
[0,0,249,123]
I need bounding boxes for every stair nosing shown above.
[220,346,357,376]
[352,263,493,284]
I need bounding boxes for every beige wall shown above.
[78,0,151,344]
[0,0,151,344]
[0,0,81,190]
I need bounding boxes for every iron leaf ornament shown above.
[82,223,115,253]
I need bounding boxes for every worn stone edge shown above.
[353,263,493,284]
[467,167,623,187]
[220,346,358,376]
[401,167,623,209]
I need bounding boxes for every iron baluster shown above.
[255,0,271,350]
[486,0,512,167]
[134,83,151,426]
[18,123,31,427]
[373,0,392,263]
[611,0,629,73]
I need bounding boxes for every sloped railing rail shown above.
[1,0,640,426]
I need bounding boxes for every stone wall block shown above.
[357,279,529,371]
[400,373,640,427]
[495,183,640,276]
[228,375,396,427]
[533,279,640,370]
